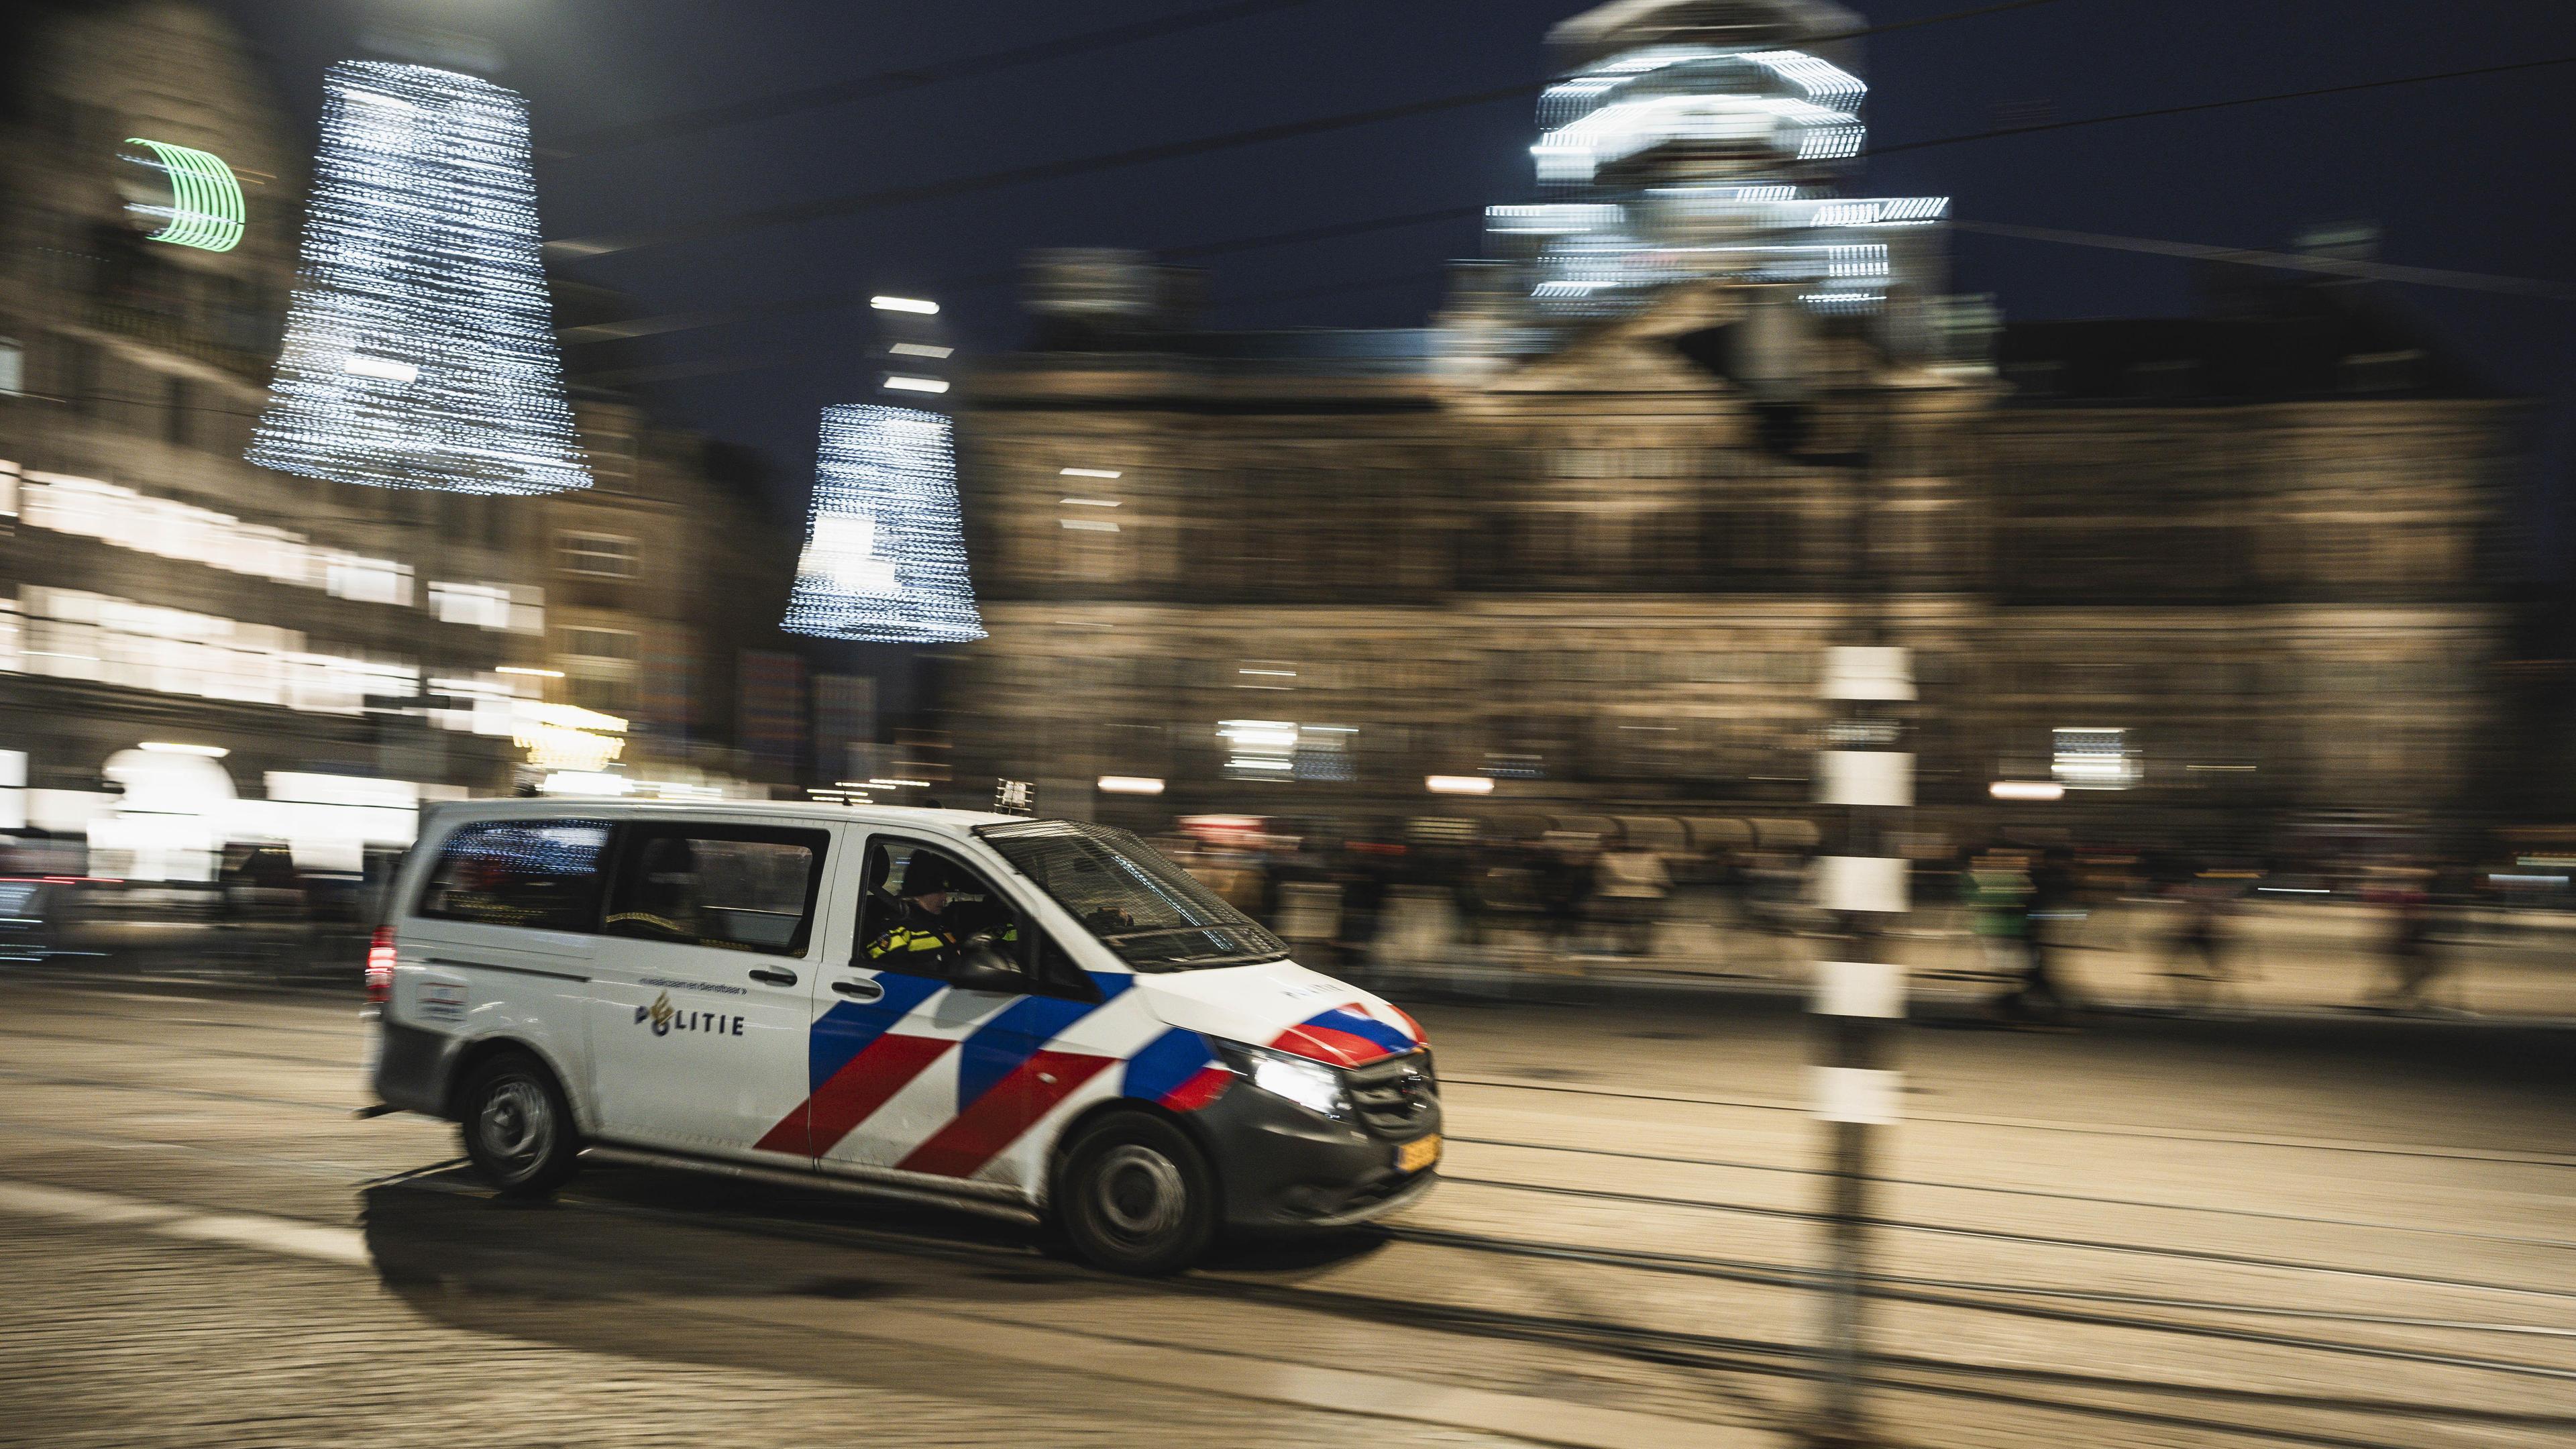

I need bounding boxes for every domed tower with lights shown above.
[1446,0,1955,380]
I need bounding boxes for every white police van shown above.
[366,800,1439,1273]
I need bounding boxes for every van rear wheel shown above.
[1057,1112,1217,1275]
[458,1051,580,1197]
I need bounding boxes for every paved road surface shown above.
[0,977,2567,1448]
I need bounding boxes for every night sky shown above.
[216,0,2576,564]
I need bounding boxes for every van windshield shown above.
[975,819,1288,971]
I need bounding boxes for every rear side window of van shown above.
[417,820,612,931]
[602,826,828,955]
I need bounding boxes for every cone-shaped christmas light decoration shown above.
[250,62,587,494]
[782,405,985,643]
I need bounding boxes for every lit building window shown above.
[561,627,639,661]
[21,472,327,588]
[428,582,514,630]
[9,584,416,717]
[325,553,414,606]
[2053,727,2138,790]
[557,531,639,578]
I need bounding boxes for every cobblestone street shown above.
[0,976,2568,1448]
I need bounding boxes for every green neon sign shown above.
[123,138,245,252]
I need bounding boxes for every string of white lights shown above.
[250,62,589,496]
[1489,25,1947,327]
[782,405,986,643]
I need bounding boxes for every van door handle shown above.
[832,978,884,1002]
[748,967,798,987]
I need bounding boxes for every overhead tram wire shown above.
[543,0,1336,159]
[1868,52,2576,161]
[578,196,2576,386]
[563,201,1491,345]
[541,0,2066,259]
[562,40,2571,351]
[580,207,2575,390]
[566,205,1493,356]
[1954,221,2576,301]
[584,267,1458,384]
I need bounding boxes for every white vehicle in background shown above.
[366,801,1440,1273]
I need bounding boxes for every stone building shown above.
[951,272,2514,847]
[0,1,795,875]
[943,1,2518,849]
[544,282,806,793]
[1970,272,2514,829]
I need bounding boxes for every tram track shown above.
[1436,1173,2576,1303]
[7,1001,2571,1449]
[1388,1222,2576,1337]
[1,1054,2563,1309]
[1448,1132,2576,1251]
[1442,1073,2576,1169]
[520,1169,2576,1449]
[0,1081,2559,1449]
[12,1086,2564,1362]
[1379,1224,2576,1381]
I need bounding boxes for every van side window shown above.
[857,839,1022,979]
[602,826,828,956]
[417,821,611,931]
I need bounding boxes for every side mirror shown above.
[948,936,1025,995]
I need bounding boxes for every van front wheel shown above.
[458,1051,580,1197]
[1057,1113,1217,1275]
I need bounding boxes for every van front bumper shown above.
[1191,1079,1440,1232]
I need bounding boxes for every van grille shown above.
[1348,1050,1437,1139]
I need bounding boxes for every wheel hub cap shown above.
[1093,1144,1185,1240]
[479,1079,551,1174]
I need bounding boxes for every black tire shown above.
[457,1051,580,1197]
[1055,1112,1218,1275]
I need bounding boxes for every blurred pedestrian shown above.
[1998,847,2080,1024]
[1961,850,2031,987]
[2160,871,2241,1010]
[1957,845,2040,1016]
[1536,836,1596,954]
[1595,842,1670,957]
[1332,840,1397,972]
[2365,867,2449,1012]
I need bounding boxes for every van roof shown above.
[424,798,1027,832]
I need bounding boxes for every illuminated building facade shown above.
[947,1,2519,846]
[0,2,796,875]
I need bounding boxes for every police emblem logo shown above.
[635,991,676,1036]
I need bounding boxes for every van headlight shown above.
[1214,1039,1351,1120]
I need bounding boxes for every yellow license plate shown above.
[1395,1134,1442,1173]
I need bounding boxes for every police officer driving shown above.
[866,849,1016,978]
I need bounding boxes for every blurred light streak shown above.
[782,405,985,643]
[340,354,418,382]
[120,138,246,252]
[869,295,941,315]
[1426,775,1497,795]
[883,375,950,394]
[1097,776,1167,795]
[252,62,588,494]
